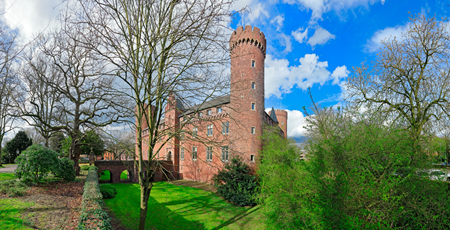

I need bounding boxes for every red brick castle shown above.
[138,25,288,183]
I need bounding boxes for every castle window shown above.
[192,147,197,161]
[251,60,255,67]
[252,82,255,89]
[217,107,222,113]
[207,109,212,115]
[207,124,213,136]
[282,121,284,125]
[180,131,185,140]
[251,127,256,135]
[221,146,229,161]
[250,155,255,162]
[207,147,213,161]
[251,103,255,110]
[199,112,203,118]
[222,122,229,134]
[180,148,185,161]
[193,127,197,138]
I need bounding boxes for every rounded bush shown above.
[80,165,90,171]
[15,144,59,183]
[213,156,259,206]
[99,184,117,199]
[53,157,76,182]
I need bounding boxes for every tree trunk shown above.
[0,138,2,166]
[70,141,81,176]
[139,183,152,230]
[44,137,49,148]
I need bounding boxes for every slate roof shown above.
[269,107,278,122]
[180,94,230,116]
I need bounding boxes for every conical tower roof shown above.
[269,107,278,122]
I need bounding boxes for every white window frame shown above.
[222,122,229,134]
[193,127,197,138]
[251,127,256,135]
[217,107,222,113]
[251,103,255,110]
[192,147,197,161]
[180,148,185,161]
[207,146,213,161]
[207,124,213,136]
[207,109,212,115]
[251,59,255,67]
[250,155,255,162]
[221,146,229,161]
[251,81,256,89]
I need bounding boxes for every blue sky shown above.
[226,0,449,138]
[1,0,449,139]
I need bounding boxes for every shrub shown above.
[53,157,76,182]
[0,180,28,197]
[78,165,112,229]
[99,184,117,199]
[15,144,59,183]
[80,165,90,171]
[213,156,259,206]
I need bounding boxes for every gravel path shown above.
[0,164,17,173]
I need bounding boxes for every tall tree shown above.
[76,0,235,228]
[0,25,21,166]
[49,131,65,153]
[4,131,32,164]
[22,21,125,174]
[347,14,450,157]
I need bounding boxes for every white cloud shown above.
[264,108,309,138]
[307,27,335,47]
[0,0,62,45]
[271,15,284,31]
[286,109,308,137]
[366,24,409,52]
[265,54,349,98]
[278,33,292,53]
[246,2,269,23]
[284,0,385,23]
[292,27,309,43]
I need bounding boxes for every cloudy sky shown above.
[1,0,448,139]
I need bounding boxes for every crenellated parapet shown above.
[230,25,266,57]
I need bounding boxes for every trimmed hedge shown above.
[78,166,112,230]
[99,184,117,199]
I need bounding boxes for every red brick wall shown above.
[275,110,288,138]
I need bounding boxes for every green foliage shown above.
[213,156,259,206]
[0,180,28,197]
[4,131,32,163]
[99,184,117,199]
[259,106,450,229]
[0,198,35,229]
[78,165,112,230]
[62,131,105,157]
[120,171,128,180]
[53,157,76,182]
[80,165,90,171]
[15,144,59,183]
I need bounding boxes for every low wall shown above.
[78,166,112,230]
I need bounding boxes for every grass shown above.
[99,170,129,181]
[104,182,265,230]
[0,173,15,181]
[0,198,35,229]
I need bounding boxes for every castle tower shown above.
[275,109,288,138]
[229,25,266,164]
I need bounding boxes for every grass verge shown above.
[104,182,265,230]
[0,173,15,181]
[0,198,35,229]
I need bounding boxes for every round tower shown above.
[229,25,266,163]
[275,109,288,138]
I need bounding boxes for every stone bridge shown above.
[95,160,177,183]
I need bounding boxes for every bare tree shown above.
[347,14,450,155]
[0,25,21,166]
[76,0,235,228]
[17,43,63,147]
[21,18,126,174]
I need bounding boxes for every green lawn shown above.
[0,173,15,181]
[99,170,128,181]
[104,182,265,230]
[0,198,34,229]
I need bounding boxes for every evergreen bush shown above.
[99,184,117,199]
[80,165,90,171]
[15,144,59,183]
[213,156,259,206]
[53,157,76,182]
